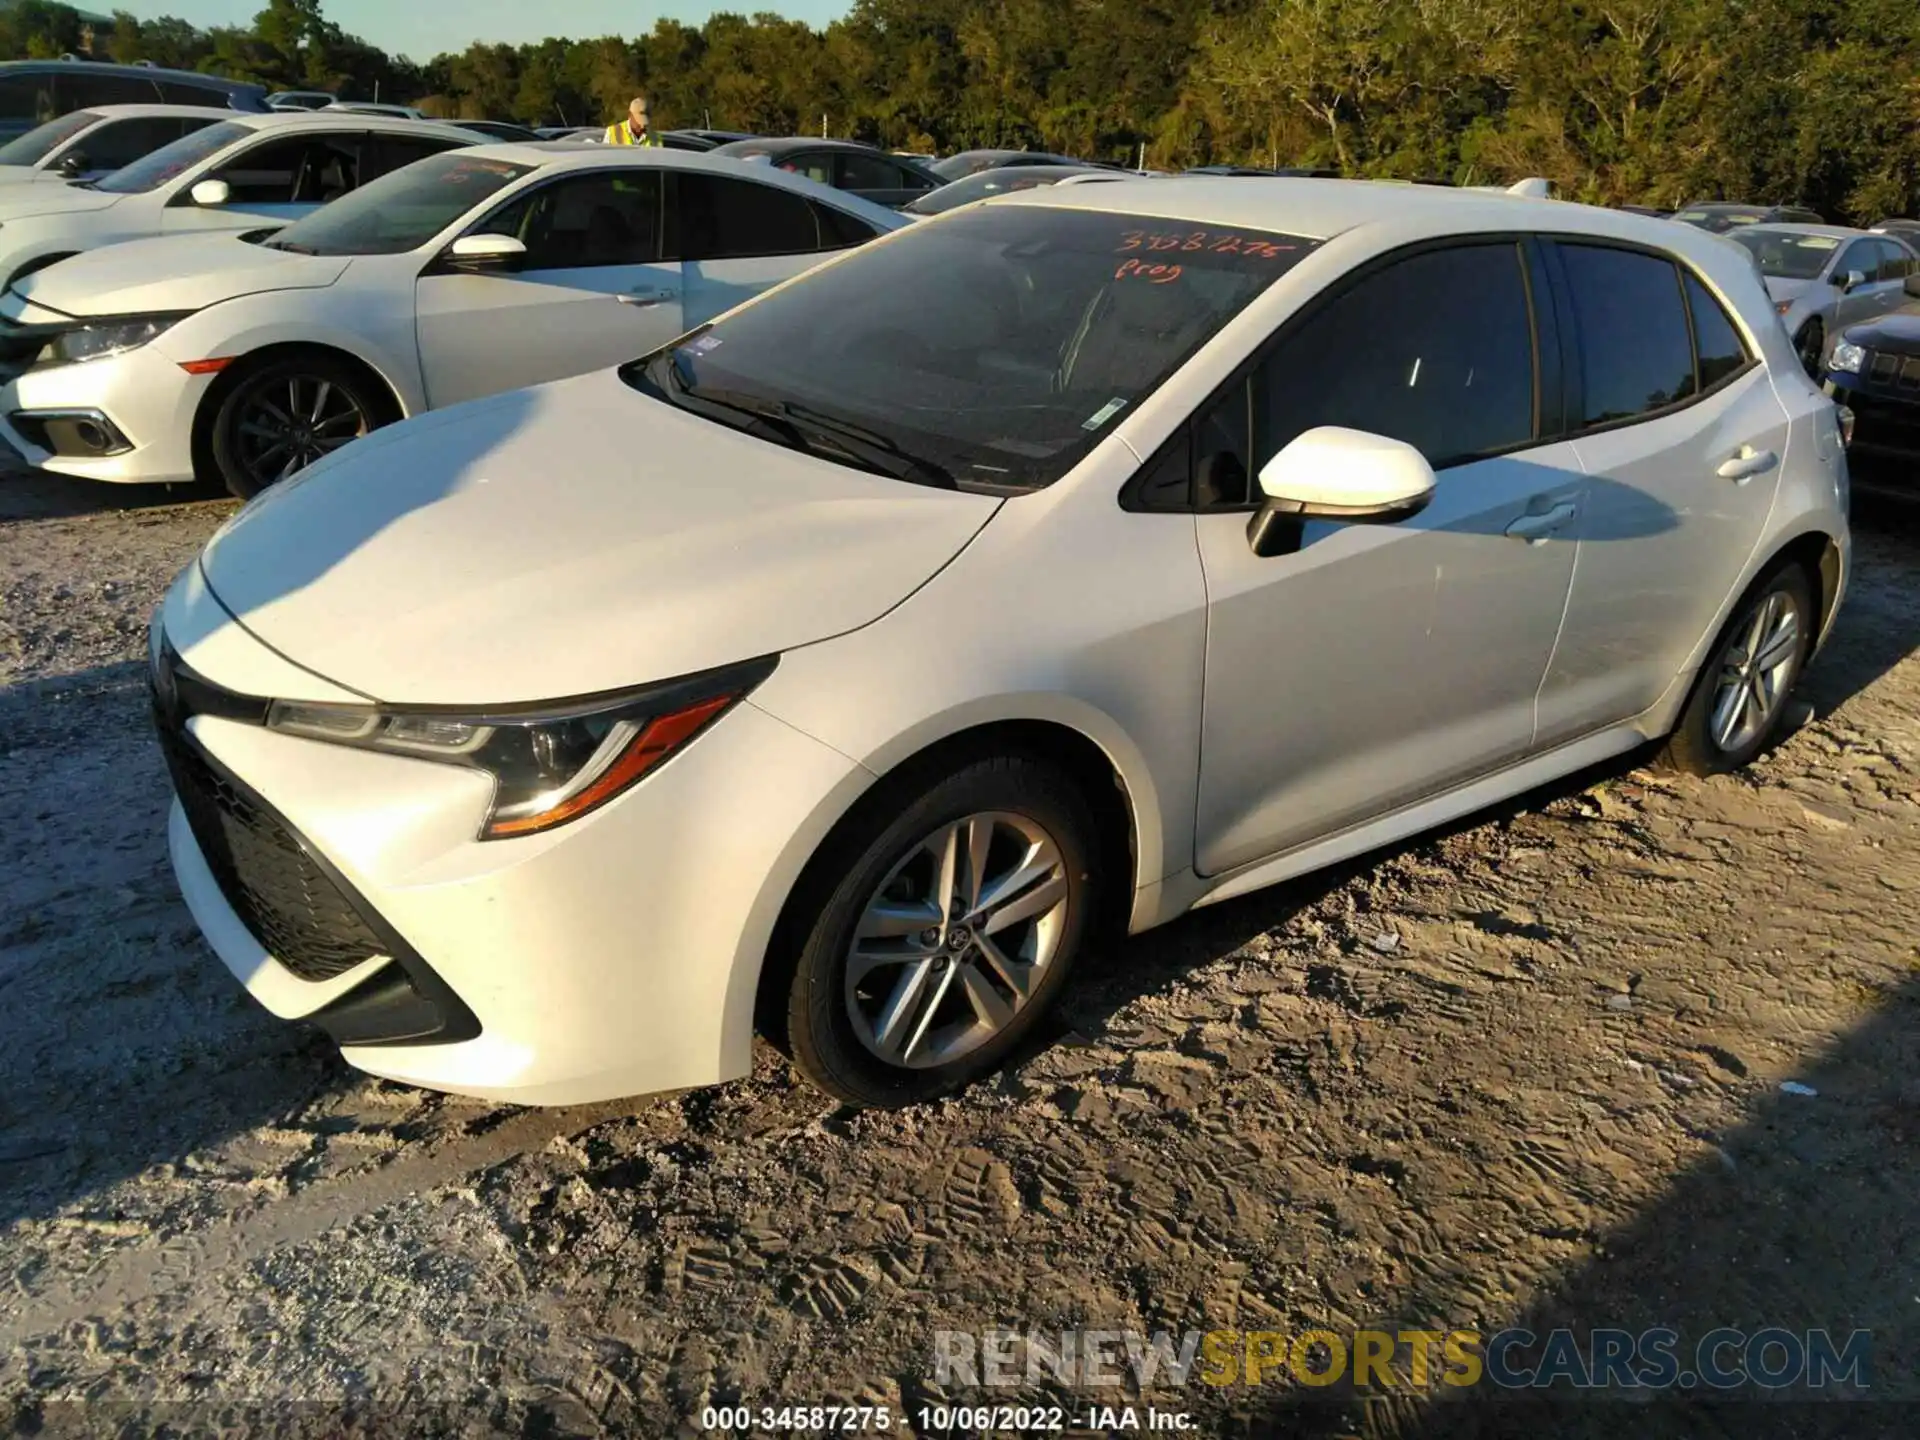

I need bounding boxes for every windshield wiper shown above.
[649,352,956,490]
[264,238,319,254]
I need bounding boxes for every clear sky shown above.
[114,2,853,61]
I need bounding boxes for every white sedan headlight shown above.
[1827,339,1867,375]
[44,313,186,365]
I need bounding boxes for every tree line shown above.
[5,0,1917,222]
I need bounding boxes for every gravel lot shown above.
[2,456,1917,1438]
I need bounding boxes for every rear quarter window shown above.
[1557,244,1696,427]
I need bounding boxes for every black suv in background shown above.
[1824,274,1920,477]
[0,60,269,142]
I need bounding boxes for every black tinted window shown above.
[1873,240,1912,282]
[482,171,662,269]
[672,172,818,259]
[837,151,906,191]
[0,74,55,123]
[83,116,214,171]
[1249,243,1536,474]
[365,133,470,180]
[813,201,876,249]
[55,73,158,109]
[1683,275,1749,391]
[212,134,362,204]
[1559,244,1695,426]
[157,80,232,107]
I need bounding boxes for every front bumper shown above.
[155,609,867,1106]
[1826,373,1920,473]
[0,344,210,483]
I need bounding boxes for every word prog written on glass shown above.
[1115,229,1302,285]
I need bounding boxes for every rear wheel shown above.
[783,754,1100,1108]
[206,354,390,499]
[1794,317,1825,379]
[1662,563,1815,775]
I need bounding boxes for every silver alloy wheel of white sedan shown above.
[1710,588,1804,753]
[846,811,1069,1069]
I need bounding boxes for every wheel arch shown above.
[738,709,1150,1055]
[189,340,410,485]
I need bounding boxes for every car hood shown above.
[9,233,347,319]
[0,184,123,220]
[1842,306,1920,354]
[0,168,77,186]
[199,369,1002,705]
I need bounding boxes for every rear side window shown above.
[157,79,232,107]
[82,115,216,171]
[54,73,160,110]
[1558,244,1695,426]
[813,201,877,250]
[1683,275,1750,391]
[671,172,819,259]
[1249,242,1538,474]
[0,73,55,123]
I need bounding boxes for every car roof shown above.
[992,175,1731,246]
[455,142,911,220]
[1737,222,1865,241]
[712,136,884,155]
[63,102,239,122]
[222,112,477,141]
[0,58,263,93]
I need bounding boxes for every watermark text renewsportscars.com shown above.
[933,1326,1872,1392]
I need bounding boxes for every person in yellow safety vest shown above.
[605,95,663,147]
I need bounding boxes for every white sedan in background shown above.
[0,111,478,291]
[0,103,233,186]
[0,145,905,496]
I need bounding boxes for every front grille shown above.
[1864,351,1920,394]
[154,707,387,983]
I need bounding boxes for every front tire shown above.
[1662,563,1815,776]
[784,754,1101,1108]
[206,354,389,499]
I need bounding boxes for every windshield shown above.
[1730,229,1839,280]
[261,152,528,256]
[905,168,1103,217]
[625,204,1317,492]
[97,120,248,194]
[0,111,99,168]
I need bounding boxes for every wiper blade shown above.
[264,239,319,254]
[772,399,957,490]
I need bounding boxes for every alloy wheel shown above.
[1710,588,1803,754]
[844,811,1069,1070]
[232,374,370,489]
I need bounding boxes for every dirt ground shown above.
[1,457,1916,1440]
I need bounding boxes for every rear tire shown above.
[783,754,1101,1108]
[205,353,392,499]
[1661,562,1815,776]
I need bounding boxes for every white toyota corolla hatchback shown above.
[0,145,904,496]
[152,180,1851,1108]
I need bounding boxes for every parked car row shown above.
[118,171,1851,1112]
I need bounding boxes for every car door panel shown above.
[1195,443,1585,875]
[1191,239,1579,876]
[415,168,683,410]
[1536,253,1787,743]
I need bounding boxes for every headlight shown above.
[1827,339,1867,375]
[43,313,187,365]
[264,657,776,840]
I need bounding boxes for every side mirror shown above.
[190,178,230,207]
[1839,268,1867,292]
[446,233,527,271]
[56,151,87,178]
[1246,426,1436,558]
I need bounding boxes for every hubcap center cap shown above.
[946,927,973,952]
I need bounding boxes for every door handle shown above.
[616,288,670,307]
[1505,500,1579,543]
[1716,447,1778,482]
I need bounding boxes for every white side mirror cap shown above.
[190,178,230,207]
[448,233,528,263]
[1256,426,1438,517]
